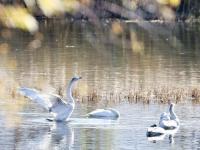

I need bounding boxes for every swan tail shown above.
[18,87,49,110]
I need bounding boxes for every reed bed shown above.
[2,83,200,104]
[71,86,200,104]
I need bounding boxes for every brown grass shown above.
[70,86,200,104]
[2,83,200,104]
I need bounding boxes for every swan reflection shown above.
[50,122,74,148]
[40,122,74,149]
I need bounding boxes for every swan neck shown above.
[67,80,75,103]
[169,105,177,120]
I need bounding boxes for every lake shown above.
[0,20,200,149]
[1,102,200,149]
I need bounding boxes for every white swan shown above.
[86,108,120,119]
[159,103,180,130]
[19,76,81,121]
[146,124,166,137]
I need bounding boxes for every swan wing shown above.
[19,87,52,110]
[19,87,66,112]
[159,120,178,130]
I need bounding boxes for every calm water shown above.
[0,20,200,149]
[1,102,200,149]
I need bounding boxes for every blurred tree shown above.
[0,0,199,32]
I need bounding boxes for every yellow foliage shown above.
[37,0,80,15]
[157,0,180,7]
[63,0,80,13]
[0,5,38,33]
[160,6,175,21]
[169,0,180,7]
[157,0,168,5]
[37,0,64,17]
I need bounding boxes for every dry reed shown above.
[69,86,200,104]
[3,84,200,104]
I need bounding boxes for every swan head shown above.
[67,76,82,96]
[170,103,175,107]
[71,76,82,82]
[169,103,175,111]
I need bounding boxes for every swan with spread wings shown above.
[19,76,81,121]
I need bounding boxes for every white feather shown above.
[19,87,51,110]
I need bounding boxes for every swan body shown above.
[87,108,120,118]
[146,124,166,137]
[159,103,180,130]
[19,76,81,121]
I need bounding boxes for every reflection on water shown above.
[147,127,179,144]
[47,123,74,150]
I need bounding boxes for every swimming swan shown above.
[19,76,81,121]
[159,103,180,130]
[86,108,120,119]
[146,124,166,137]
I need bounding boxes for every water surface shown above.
[0,21,200,149]
[1,102,200,149]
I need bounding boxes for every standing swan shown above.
[86,108,120,119]
[159,103,180,130]
[19,76,81,121]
